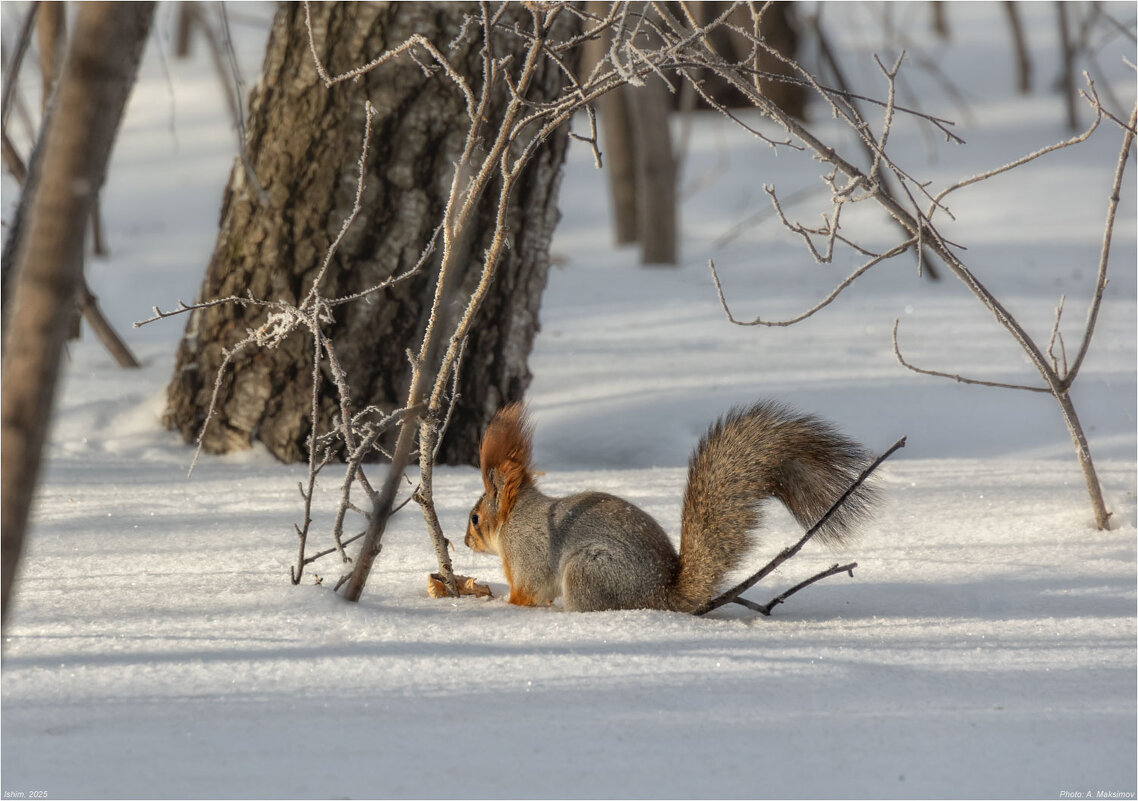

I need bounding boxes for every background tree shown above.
[1,2,153,624]
[587,1,804,266]
[1,2,138,365]
[163,2,575,466]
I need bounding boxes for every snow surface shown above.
[2,3,1136,799]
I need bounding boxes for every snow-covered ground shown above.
[2,3,1135,799]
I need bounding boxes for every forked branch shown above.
[732,562,858,616]
[891,319,1050,394]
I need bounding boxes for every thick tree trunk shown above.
[2,2,153,625]
[163,2,572,465]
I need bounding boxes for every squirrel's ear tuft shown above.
[479,402,534,517]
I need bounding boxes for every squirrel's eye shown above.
[470,512,480,526]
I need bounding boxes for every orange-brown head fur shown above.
[464,403,535,555]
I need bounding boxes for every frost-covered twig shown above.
[1047,296,1069,377]
[302,0,475,119]
[929,77,1104,216]
[304,101,376,304]
[134,294,276,327]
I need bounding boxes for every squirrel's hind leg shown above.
[561,545,668,612]
[561,553,623,612]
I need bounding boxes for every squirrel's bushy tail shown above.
[667,401,876,612]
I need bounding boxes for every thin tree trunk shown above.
[600,2,677,263]
[174,2,196,59]
[628,76,677,265]
[586,0,638,246]
[600,85,639,245]
[163,2,571,466]
[1004,1,1031,94]
[930,1,949,39]
[1,2,153,625]
[1055,2,1077,130]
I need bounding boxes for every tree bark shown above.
[1,2,153,625]
[163,2,571,466]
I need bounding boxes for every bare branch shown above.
[870,50,904,179]
[327,407,409,566]
[709,238,914,328]
[892,319,1050,394]
[326,224,440,307]
[186,337,254,476]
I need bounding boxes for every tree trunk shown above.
[599,85,639,245]
[163,2,572,466]
[2,2,153,625]
[628,76,677,265]
[1003,1,1031,94]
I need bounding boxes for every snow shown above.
[2,3,1136,799]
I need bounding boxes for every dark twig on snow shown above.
[731,562,859,616]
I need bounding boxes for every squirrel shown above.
[464,401,877,613]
